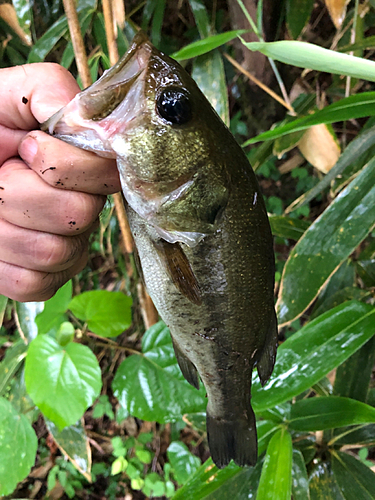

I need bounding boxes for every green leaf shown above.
[192,49,229,126]
[289,397,375,432]
[35,280,72,336]
[256,428,293,500]
[0,295,7,327]
[309,462,345,500]
[252,301,375,412]
[188,0,210,38]
[286,0,314,39]
[334,335,375,402]
[332,451,375,499]
[0,398,38,497]
[245,93,375,145]
[269,215,310,240]
[292,449,310,499]
[27,6,93,63]
[13,0,32,42]
[167,441,201,485]
[68,290,132,338]
[171,420,278,500]
[45,418,91,479]
[171,31,248,60]
[16,301,44,341]
[240,39,375,82]
[276,158,375,324]
[331,424,375,446]
[112,322,206,423]
[8,367,39,424]
[203,458,263,500]
[25,335,101,429]
[0,341,27,397]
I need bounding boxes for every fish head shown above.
[42,32,230,244]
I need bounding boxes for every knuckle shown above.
[33,233,87,271]
[62,193,105,233]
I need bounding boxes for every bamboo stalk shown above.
[102,0,158,327]
[62,0,92,88]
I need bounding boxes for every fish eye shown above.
[156,87,192,125]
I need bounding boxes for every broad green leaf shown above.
[252,301,375,412]
[309,462,345,500]
[240,39,375,82]
[112,322,206,423]
[292,449,310,500]
[0,295,7,327]
[27,6,93,63]
[256,428,293,500]
[8,367,39,424]
[171,31,248,60]
[13,0,32,42]
[15,301,44,342]
[0,398,38,497]
[286,0,314,39]
[203,458,263,500]
[46,418,91,480]
[192,49,229,126]
[150,0,165,48]
[332,451,375,499]
[0,341,27,397]
[171,420,278,500]
[25,335,101,429]
[27,13,68,63]
[68,290,132,338]
[287,124,375,212]
[331,424,375,446]
[245,93,375,145]
[289,397,375,431]
[269,215,310,240]
[188,0,210,38]
[167,441,200,485]
[334,335,375,403]
[312,260,354,317]
[276,158,375,324]
[35,280,72,336]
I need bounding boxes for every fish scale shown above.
[42,31,278,468]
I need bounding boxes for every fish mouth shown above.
[41,31,152,157]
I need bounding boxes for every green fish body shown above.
[43,32,278,468]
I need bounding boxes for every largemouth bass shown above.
[42,32,278,468]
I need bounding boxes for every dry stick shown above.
[102,0,159,328]
[223,52,294,113]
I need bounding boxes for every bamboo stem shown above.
[102,0,158,327]
[62,0,92,88]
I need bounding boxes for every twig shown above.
[224,53,294,113]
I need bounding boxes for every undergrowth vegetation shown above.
[1,0,375,498]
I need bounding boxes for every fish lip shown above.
[41,31,152,152]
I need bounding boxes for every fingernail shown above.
[19,136,38,164]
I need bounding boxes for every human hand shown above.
[0,63,121,302]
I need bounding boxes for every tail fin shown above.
[206,408,257,469]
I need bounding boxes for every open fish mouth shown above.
[41,31,152,157]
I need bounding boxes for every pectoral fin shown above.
[153,239,202,306]
[172,339,200,389]
[257,309,278,386]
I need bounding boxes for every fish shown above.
[42,31,278,469]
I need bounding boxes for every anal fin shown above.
[172,339,200,389]
[153,239,202,306]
